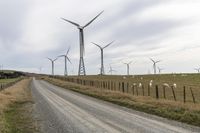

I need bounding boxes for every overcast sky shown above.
[0,0,200,75]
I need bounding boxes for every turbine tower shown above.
[150,58,161,74]
[47,57,58,75]
[38,66,42,73]
[91,41,114,75]
[61,11,104,76]
[123,61,132,75]
[108,64,116,75]
[58,47,71,76]
[157,67,164,74]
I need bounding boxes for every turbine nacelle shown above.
[78,26,84,30]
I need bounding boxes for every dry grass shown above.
[0,79,30,112]
[0,78,37,133]
[44,77,200,126]
[53,74,200,103]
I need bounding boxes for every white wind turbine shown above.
[123,61,133,75]
[61,11,104,75]
[91,41,114,75]
[58,47,71,76]
[108,64,117,75]
[150,58,161,74]
[157,67,164,74]
[47,57,58,75]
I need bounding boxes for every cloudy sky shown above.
[0,0,200,75]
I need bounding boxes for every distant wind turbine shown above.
[194,68,200,73]
[150,58,161,74]
[61,11,104,76]
[123,61,132,75]
[38,66,42,73]
[0,65,3,71]
[108,64,117,75]
[58,47,72,76]
[157,67,164,74]
[91,41,114,75]
[47,57,58,75]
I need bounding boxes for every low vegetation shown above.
[0,78,39,133]
[0,78,21,84]
[43,76,200,127]
[53,74,200,103]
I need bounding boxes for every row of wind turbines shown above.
[47,11,115,76]
[45,11,167,76]
[48,9,200,77]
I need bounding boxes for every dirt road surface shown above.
[31,78,200,133]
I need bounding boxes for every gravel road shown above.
[31,78,200,133]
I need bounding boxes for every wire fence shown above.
[0,78,23,91]
[50,76,200,103]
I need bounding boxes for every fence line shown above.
[50,76,199,103]
[0,78,23,91]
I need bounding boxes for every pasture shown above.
[53,73,200,103]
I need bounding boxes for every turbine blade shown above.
[47,57,53,62]
[91,42,102,49]
[61,18,79,27]
[150,58,155,63]
[128,61,133,64]
[67,57,72,64]
[83,11,104,28]
[53,58,58,62]
[66,47,70,55]
[103,40,115,49]
[156,60,161,63]
[58,55,65,58]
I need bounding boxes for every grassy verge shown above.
[0,78,39,133]
[44,77,200,127]
[0,78,20,84]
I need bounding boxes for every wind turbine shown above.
[61,11,104,76]
[47,57,58,75]
[91,41,114,75]
[123,61,132,75]
[150,58,161,74]
[0,65,3,71]
[108,64,116,75]
[157,67,164,74]
[194,68,200,73]
[38,66,42,74]
[58,47,71,76]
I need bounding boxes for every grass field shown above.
[53,73,200,103]
[0,78,21,84]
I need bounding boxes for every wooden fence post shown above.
[171,86,176,101]
[136,85,138,96]
[114,82,116,91]
[190,87,196,103]
[148,84,150,96]
[155,85,159,99]
[183,86,186,103]
[122,82,125,93]
[119,82,121,92]
[142,85,145,96]
[132,85,135,95]
[127,82,129,93]
[163,86,166,99]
